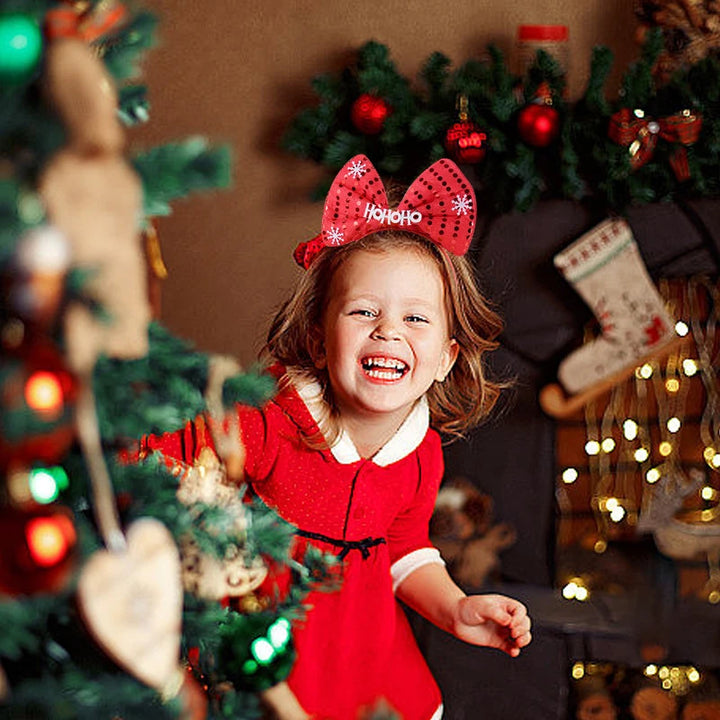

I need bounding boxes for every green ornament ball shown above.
[0,13,43,85]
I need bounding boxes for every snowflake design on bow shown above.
[325,227,344,245]
[452,193,473,216]
[346,159,368,180]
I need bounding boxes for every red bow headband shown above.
[294,154,477,268]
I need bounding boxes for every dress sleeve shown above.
[136,402,279,483]
[386,431,446,583]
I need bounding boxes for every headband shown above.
[293,154,476,269]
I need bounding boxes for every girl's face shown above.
[316,246,458,427]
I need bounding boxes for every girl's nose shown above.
[371,321,401,341]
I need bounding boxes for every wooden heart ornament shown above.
[77,518,182,691]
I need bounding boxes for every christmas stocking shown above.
[553,218,677,394]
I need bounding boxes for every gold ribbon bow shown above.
[608,108,702,181]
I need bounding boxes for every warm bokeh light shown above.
[646,467,661,484]
[623,419,639,440]
[665,378,680,393]
[682,358,698,376]
[562,467,578,484]
[585,440,600,456]
[637,363,653,379]
[24,370,63,413]
[666,417,681,433]
[25,515,75,567]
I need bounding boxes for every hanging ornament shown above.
[350,93,392,135]
[77,518,183,692]
[8,225,71,328]
[0,12,43,85]
[0,338,77,470]
[517,84,560,148]
[444,95,487,164]
[0,502,77,595]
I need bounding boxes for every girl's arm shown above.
[395,562,532,657]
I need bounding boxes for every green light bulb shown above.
[0,14,43,85]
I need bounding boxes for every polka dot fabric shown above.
[301,154,476,266]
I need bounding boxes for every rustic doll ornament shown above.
[177,444,267,600]
[176,355,267,600]
[39,34,149,375]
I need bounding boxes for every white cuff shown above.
[390,547,445,592]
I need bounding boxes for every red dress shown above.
[144,374,445,720]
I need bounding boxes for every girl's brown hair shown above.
[263,232,503,440]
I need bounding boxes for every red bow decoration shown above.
[608,108,702,181]
[294,154,476,268]
[45,1,128,43]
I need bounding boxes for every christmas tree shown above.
[0,2,332,718]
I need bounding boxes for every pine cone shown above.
[635,0,720,80]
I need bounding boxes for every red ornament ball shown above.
[444,120,487,164]
[517,103,560,147]
[351,94,391,135]
[0,503,77,595]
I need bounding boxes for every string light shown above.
[666,417,681,433]
[601,437,616,453]
[623,419,639,440]
[644,664,658,677]
[28,466,69,504]
[701,485,715,501]
[682,358,698,376]
[665,378,680,393]
[636,363,653,379]
[634,447,650,463]
[658,441,673,457]
[571,662,585,679]
[645,467,661,484]
[562,577,590,601]
[674,320,689,336]
[585,440,600,456]
[562,467,578,484]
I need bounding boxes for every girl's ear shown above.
[435,338,459,382]
[308,326,326,369]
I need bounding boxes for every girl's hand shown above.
[453,593,532,657]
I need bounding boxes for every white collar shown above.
[296,380,430,466]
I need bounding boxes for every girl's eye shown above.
[349,308,376,318]
[405,314,429,324]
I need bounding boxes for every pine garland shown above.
[283,33,720,213]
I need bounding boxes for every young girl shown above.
[143,155,531,720]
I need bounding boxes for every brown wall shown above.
[132,1,638,366]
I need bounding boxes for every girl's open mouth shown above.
[361,356,408,380]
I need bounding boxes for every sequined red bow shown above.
[45,0,128,43]
[608,108,702,181]
[294,155,476,268]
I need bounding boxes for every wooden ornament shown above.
[77,518,182,691]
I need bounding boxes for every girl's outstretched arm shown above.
[395,562,532,657]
